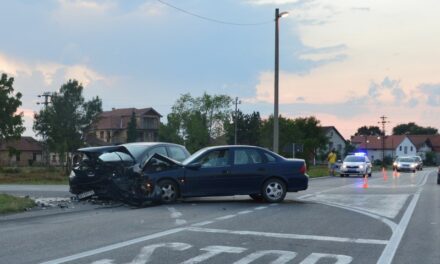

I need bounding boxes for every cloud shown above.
[0,52,107,87]
[418,83,440,106]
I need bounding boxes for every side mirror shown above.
[186,162,202,170]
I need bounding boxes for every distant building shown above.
[351,134,440,163]
[0,137,43,166]
[321,126,346,155]
[86,107,162,145]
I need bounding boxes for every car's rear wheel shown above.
[262,178,286,203]
[249,194,263,201]
[340,174,344,177]
[157,180,178,204]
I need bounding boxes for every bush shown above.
[1,167,21,173]
[425,151,437,166]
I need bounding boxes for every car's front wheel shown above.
[262,178,286,203]
[157,180,178,204]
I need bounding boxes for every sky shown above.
[1,0,439,140]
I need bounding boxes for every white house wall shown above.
[396,138,417,157]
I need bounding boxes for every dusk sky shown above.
[1,0,439,139]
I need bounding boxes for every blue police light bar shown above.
[354,152,366,156]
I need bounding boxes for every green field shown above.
[0,194,35,214]
[0,166,67,184]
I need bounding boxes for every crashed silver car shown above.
[69,142,190,203]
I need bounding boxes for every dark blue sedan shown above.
[141,145,308,203]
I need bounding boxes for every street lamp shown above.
[273,8,289,153]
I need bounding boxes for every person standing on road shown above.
[327,149,337,176]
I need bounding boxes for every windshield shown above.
[122,144,152,162]
[399,158,415,162]
[344,156,365,162]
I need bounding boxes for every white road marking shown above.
[181,245,246,264]
[176,219,188,225]
[305,194,409,218]
[39,228,186,264]
[376,170,430,264]
[237,210,253,215]
[254,206,268,210]
[299,253,353,264]
[130,242,191,264]
[232,250,297,264]
[187,227,388,245]
[191,221,214,227]
[215,214,236,220]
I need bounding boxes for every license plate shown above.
[77,190,95,199]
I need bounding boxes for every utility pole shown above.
[37,92,53,106]
[234,97,241,145]
[378,115,390,165]
[37,92,54,166]
[273,8,289,153]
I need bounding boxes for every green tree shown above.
[392,122,438,135]
[33,80,102,172]
[355,126,383,136]
[159,92,232,150]
[0,73,25,141]
[225,111,262,145]
[126,111,137,143]
[259,116,327,162]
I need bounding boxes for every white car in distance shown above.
[340,153,372,177]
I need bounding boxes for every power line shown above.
[156,0,273,26]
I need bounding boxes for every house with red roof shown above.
[351,134,440,163]
[0,137,43,166]
[85,107,162,145]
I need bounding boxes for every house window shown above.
[100,131,104,139]
[410,146,413,151]
[52,155,56,162]
[33,153,37,161]
[16,153,20,162]
[106,131,111,142]
[399,146,402,151]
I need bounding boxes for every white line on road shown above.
[187,227,389,245]
[191,221,214,227]
[237,210,253,215]
[39,228,186,264]
[377,169,431,264]
[254,206,268,210]
[215,214,236,220]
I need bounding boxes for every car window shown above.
[168,146,188,161]
[149,146,168,157]
[263,152,277,163]
[234,150,250,165]
[99,152,133,163]
[344,156,365,162]
[234,149,263,165]
[198,149,229,168]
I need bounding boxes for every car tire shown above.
[157,179,178,204]
[368,173,372,177]
[262,178,286,203]
[437,175,440,185]
[340,174,344,177]
[249,194,263,201]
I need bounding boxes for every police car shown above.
[339,153,372,177]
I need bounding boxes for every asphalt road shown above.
[0,168,438,264]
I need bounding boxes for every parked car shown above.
[393,157,418,173]
[69,142,190,199]
[140,145,308,204]
[339,153,372,177]
[411,155,423,170]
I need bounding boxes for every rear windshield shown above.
[344,156,365,162]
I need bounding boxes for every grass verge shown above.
[0,194,35,214]
[307,165,329,178]
[0,166,67,184]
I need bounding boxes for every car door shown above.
[229,148,266,194]
[183,148,232,197]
